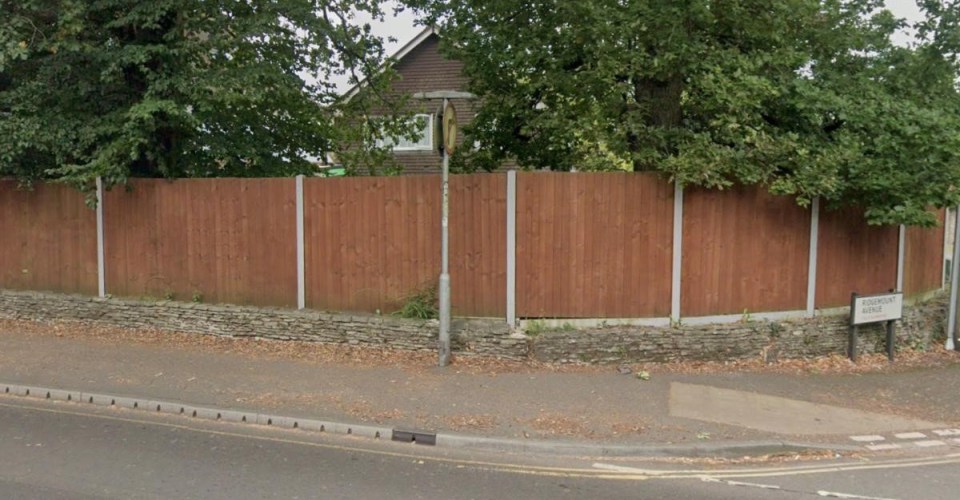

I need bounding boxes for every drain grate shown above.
[391,429,437,446]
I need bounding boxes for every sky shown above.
[368,0,928,55]
[332,0,930,91]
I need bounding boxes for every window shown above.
[377,114,434,151]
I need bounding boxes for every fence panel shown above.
[516,172,674,318]
[0,180,98,294]
[681,186,811,316]
[104,178,297,307]
[815,207,899,308]
[304,176,441,313]
[450,174,507,317]
[903,209,946,296]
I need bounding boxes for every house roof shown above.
[341,26,438,102]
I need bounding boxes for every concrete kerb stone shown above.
[1,382,392,441]
[111,396,142,410]
[1,384,79,402]
[218,409,256,424]
[294,419,389,439]
[433,433,857,458]
[0,381,857,459]
[4,384,35,397]
[44,388,79,402]
[85,393,116,407]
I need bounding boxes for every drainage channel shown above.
[1,383,435,446]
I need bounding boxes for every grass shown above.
[394,285,439,320]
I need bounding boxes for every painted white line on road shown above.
[817,490,898,500]
[725,480,781,490]
[866,443,901,451]
[932,429,960,436]
[914,440,946,448]
[592,463,663,475]
[851,435,885,442]
[893,432,927,440]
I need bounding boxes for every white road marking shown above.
[725,480,781,490]
[817,491,898,500]
[893,432,927,440]
[591,463,665,475]
[914,440,946,448]
[851,435,885,442]
[866,443,901,451]
[932,429,960,436]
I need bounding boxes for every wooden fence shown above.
[0,180,98,295]
[104,179,298,307]
[516,173,674,318]
[0,173,947,320]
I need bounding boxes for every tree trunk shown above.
[631,73,683,171]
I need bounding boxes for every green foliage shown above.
[768,322,784,339]
[394,285,439,320]
[525,319,548,336]
[0,0,408,194]
[191,291,203,304]
[524,319,579,335]
[409,0,960,226]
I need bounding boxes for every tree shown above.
[409,0,960,226]
[0,0,407,192]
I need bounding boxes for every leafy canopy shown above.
[410,0,960,226]
[0,0,408,190]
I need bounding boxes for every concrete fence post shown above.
[943,208,952,289]
[947,206,960,350]
[506,170,517,326]
[896,224,906,292]
[671,183,683,323]
[96,176,106,298]
[296,175,305,310]
[806,197,820,317]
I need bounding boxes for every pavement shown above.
[2,319,960,458]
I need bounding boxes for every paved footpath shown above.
[2,320,960,457]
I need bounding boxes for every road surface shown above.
[1,396,957,499]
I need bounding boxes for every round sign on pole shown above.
[442,101,457,154]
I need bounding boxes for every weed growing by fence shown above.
[394,285,439,320]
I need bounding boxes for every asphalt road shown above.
[0,396,957,499]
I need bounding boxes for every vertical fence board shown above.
[681,186,810,316]
[516,172,673,318]
[303,174,505,316]
[904,209,946,296]
[0,180,98,294]
[304,176,441,313]
[104,179,296,307]
[449,174,507,317]
[815,207,899,308]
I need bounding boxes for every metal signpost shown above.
[437,98,457,367]
[848,291,903,362]
[412,91,474,367]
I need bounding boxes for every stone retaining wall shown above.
[0,289,948,364]
[531,295,947,364]
[0,290,525,359]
